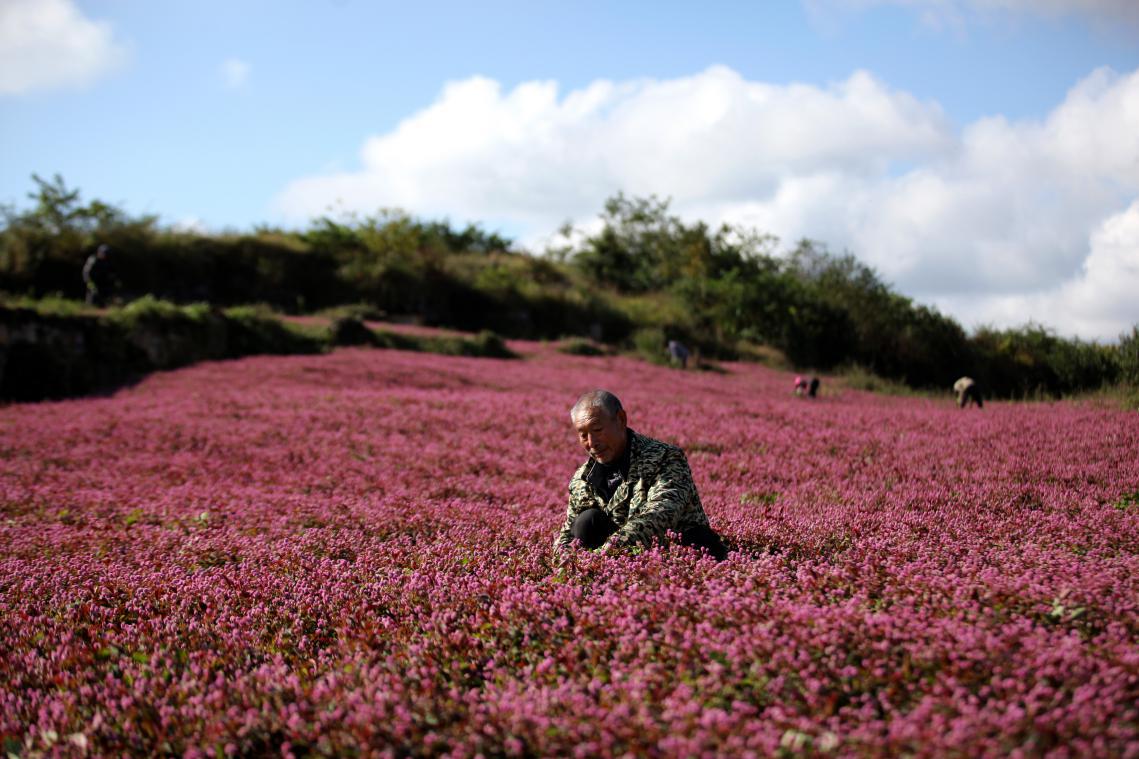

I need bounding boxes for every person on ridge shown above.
[553,389,727,561]
[82,244,114,307]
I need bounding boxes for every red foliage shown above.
[2,345,1137,756]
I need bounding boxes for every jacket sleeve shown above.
[603,448,696,551]
[553,477,594,557]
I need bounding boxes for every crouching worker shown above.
[553,389,727,561]
[953,376,984,408]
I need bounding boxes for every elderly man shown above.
[554,389,727,560]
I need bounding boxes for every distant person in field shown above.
[794,375,821,398]
[82,244,114,306]
[954,376,983,408]
[667,339,690,369]
[554,390,727,561]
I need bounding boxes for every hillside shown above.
[3,176,1136,400]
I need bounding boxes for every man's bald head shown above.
[570,390,628,464]
[570,389,623,421]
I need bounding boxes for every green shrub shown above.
[631,327,668,365]
[420,330,517,359]
[224,311,324,358]
[369,329,419,352]
[470,330,515,358]
[0,292,89,316]
[222,303,279,320]
[839,365,921,396]
[557,337,607,356]
[1118,325,1139,387]
[328,316,376,347]
[317,303,387,322]
[113,294,191,323]
[734,340,790,370]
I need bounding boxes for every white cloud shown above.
[278,66,951,226]
[843,67,1139,301]
[0,0,128,96]
[220,58,250,90]
[275,65,1139,341]
[934,200,1139,340]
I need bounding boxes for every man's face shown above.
[572,406,628,464]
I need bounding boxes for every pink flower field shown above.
[2,344,1138,757]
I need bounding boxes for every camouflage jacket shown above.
[554,429,710,555]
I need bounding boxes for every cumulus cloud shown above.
[934,200,1139,339]
[278,66,951,227]
[842,67,1139,304]
[0,0,128,96]
[275,65,1139,341]
[220,58,250,89]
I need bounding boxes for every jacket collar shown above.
[580,428,641,493]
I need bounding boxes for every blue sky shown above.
[1,0,1137,339]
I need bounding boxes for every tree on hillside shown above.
[785,239,972,383]
[970,323,1121,398]
[1119,326,1139,387]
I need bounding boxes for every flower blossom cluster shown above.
[2,344,1137,757]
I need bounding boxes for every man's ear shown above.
[617,409,628,427]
